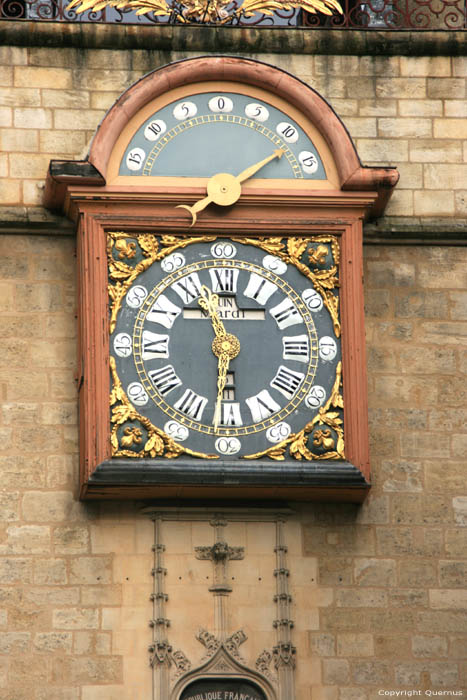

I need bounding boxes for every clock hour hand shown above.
[198,286,241,432]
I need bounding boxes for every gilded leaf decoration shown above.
[67,0,342,25]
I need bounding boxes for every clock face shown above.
[109,235,342,461]
[118,91,326,181]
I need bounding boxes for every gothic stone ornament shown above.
[109,234,343,464]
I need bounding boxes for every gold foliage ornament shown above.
[66,0,342,25]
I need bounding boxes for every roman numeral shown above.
[269,298,302,330]
[170,273,202,304]
[148,365,181,396]
[221,403,243,427]
[246,389,281,423]
[270,365,305,400]
[209,268,239,294]
[282,335,310,363]
[174,389,208,421]
[146,295,181,329]
[243,273,277,305]
[141,331,170,360]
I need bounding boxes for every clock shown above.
[44,56,397,500]
[108,233,343,463]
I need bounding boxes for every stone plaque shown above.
[180,679,266,700]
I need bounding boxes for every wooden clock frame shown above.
[44,56,398,502]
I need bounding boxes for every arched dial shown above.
[110,238,341,459]
[119,92,325,181]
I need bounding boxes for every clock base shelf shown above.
[82,458,370,502]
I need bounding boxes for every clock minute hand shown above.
[235,148,285,184]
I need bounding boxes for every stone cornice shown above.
[1,20,466,56]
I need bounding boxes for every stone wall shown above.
[0,29,466,700]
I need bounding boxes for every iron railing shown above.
[1,0,465,27]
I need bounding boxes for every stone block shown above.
[0,632,30,653]
[53,607,99,630]
[33,632,73,652]
[445,99,467,117]
[336,588,387,608]
[34,558,67,585]
[439,560,467,587]
[14,66,72,89]
[414,190,455,216]
[359,99,397,117]
[399,100,442,117]
[376,78,426,99]
[417,610,467,633]
[40,130,87,155]
[410,139,462,163]
[90,91,122,110]
[53,108,106,131]
[322,659,350,685]
[389,588,428,607]
[395,291,449,320]
[344,118,377,138]
[425,163,467,190]
[354,559,396,586]
[0,491,19,522]
[24,586,79,606]
[365,260,415,288]
[434,118,467,139]
[374,634,411,658]
[42,89,90,108]
[0,87,40,108]
[69,556,112,585]
[412,635,447,658]
[380,459,422,493]
[430,589,467,609]
[427,78,465,99]
[356,138,408,163]
[81,585,123,606]
[1,525,50,555]
[378,117,432,138]
[0,179,21,204]
[53,526,89,555]
[310,632,335,656]
[453,496,467,525]
[13,107,52,130]
[51,656,123,684]
[336,634,374,657]
[352,660,391,684]
[0,128,38,153]
[400,56,451,77]
[426,461,467,493]
[318,558,354,586]
[22,490,84,522]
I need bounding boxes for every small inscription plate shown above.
[180,679,266,700]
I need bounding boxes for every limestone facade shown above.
[0,29,466,699]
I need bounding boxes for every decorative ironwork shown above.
[2,0,464,26]
[66,0,342,25]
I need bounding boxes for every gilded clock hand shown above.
[198,286,240,432]
[235,148,284,184]
[176,149,285,227]
[213,351,230,432]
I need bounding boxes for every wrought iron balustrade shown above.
[1,0,465,28]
